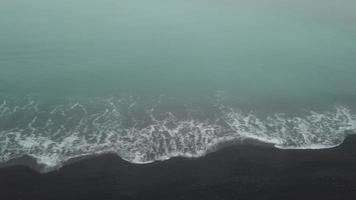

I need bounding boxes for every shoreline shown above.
[1,135,356,199]
[0,137,276,173]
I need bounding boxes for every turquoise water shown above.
[1,0,356,170]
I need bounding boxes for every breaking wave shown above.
[0,97,355,171]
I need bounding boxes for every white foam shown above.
[0,98,355,171]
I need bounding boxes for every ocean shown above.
[1,0,356,171]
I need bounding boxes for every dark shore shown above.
[1,136,356,200]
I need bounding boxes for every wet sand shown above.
[1,136,356,200]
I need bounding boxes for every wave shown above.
[0,97,355,171]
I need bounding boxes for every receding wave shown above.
[0,97,355,171]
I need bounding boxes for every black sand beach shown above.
[1,136,356,200]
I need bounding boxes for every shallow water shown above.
[1,0,356,169]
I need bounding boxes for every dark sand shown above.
[1,136,356,200]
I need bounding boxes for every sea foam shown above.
[0,97,355,171]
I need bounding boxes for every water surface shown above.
[1,0,356,170]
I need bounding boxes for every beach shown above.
[1,135,356,200]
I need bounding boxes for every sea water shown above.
[1,0,356,170]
